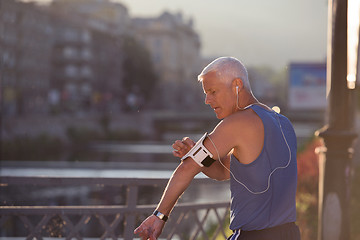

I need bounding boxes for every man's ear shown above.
[233,78,244,91]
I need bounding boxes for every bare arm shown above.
[172,120,238,181]
[201,153,230,181]
[173,138,230,181]
[173,139,231,181]
[156,158,202,215]
[137,114,252,238]
[134,157,202,239]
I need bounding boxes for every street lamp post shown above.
[316,0,358,239]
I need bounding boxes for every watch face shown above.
[156,211,163,218]
[154,210,168,221]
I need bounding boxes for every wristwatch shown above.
[153,210,168,222]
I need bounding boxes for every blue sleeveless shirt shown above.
[229,105,297,231]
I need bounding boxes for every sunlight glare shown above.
[272,106,281,114]
[347,0,360,89]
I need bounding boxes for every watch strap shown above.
[153,210,168,222]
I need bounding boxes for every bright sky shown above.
[27,0,329,70]
[118,0,329,70]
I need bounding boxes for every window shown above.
[64,29,78,41]
[63,46,77,58]
[81,65,92,77]
[65,65,78,78]
[81,30,91,43]
[81,48,92,60]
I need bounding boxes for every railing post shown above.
[123,184,138,240]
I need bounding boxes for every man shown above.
[134,57,300,240]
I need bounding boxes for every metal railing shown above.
[0,176,230,240]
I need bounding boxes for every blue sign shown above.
[288,63,327,110]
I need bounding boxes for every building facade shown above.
[1,0,54,116]
[47,0,130,114]
[1,0,204,118]
[51,0,131,36]
[1,0,130,117]
[132,12,203,110]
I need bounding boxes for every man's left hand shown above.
[134,215,165,240]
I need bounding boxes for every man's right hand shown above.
[172,137,195,158]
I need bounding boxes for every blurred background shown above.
[0,0,359,239]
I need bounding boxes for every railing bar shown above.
[222,207,231,238]
[221,207,231,238]
[211,226,220,240]
[0,203,230,210]
[212,208,223,239]
[172,202,230,210]
[211,221,223,240]
[109,213,123,231]
[166,211,187,240]
[110,213,124,240]
[211,207,229,240]
[98,215,113,240]
[1,176,230,239]
[124,184,139,240]
[0,176,217,186]
[59,214,75,239]
[1,206,230,239]
[201,208,213,240]
[190,208,210,240]
[0,176,167,187]
[0,206,130,215]
[19,215,34,233]
[27,214,53,240]
[98,214,123,240]
[71,214,92,240]
[190,210,209,239]
[172,210,193,240]
[0,215,10,227]
[0,202,230,215]
[203,209,214,240]
[60,214,81,240]
[190,209,209,240]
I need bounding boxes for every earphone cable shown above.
[207,107,292,195]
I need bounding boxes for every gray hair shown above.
[198,57,251,91]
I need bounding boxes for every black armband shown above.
[202,156,216,167]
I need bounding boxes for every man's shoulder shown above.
[223,109,260,125]
[217,110,262,133]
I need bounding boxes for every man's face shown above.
[201,72,236,119]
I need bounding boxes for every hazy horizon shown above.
[23,0,329,70]
[119,0,328,70]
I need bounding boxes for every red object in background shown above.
[297,138,323,179]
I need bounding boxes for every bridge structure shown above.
[0,175,230,240]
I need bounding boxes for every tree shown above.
[122,36,158,109]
